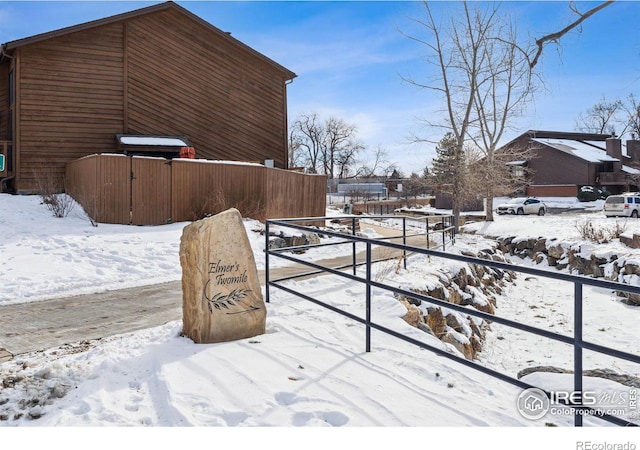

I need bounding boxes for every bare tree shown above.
[402,2,492,229]
[468,11,537,221]
[404,172,431,198]
[324,117,364,179]
[575,96,624,136]
[356,146,397,178]
[404,0,612,228]
[289,112,364,178]
[624,94,640,139]
[574,93,640,139]
[288,127,304,169]
[290,112,324,174]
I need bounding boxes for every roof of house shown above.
[505,130,622,164]
[0,1,296,80]
[524,130,613,142]
[531,138,617,163]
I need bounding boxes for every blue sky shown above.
[0,1,638,175]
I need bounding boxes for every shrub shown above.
[44,193,75,218]
[575,219,627,243]
[578,185,610,202]
[33,166,75,218]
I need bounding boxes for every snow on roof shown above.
[622,165,640,175]
[532,138,618,163]
[582,140,607,150]
[118,136,189,147]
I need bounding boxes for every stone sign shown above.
[180,208,266,343]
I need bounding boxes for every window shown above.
[512,166,524,177]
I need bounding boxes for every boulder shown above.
[547,243,566,260]
[426,308,447,338]
[441,332,475,360]
[620,233,640,249]
[400,300,422,327]
[533,238,547,253]
[180,208,266,344]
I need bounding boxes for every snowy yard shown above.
[1,194,639,447]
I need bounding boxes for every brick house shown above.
[500,130,640,196]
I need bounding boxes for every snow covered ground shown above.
[1,194,639,447]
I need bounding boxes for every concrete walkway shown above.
[0,222,433,362]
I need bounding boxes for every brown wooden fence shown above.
[66,154,326,225]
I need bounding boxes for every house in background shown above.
[500,130,640,197]
[0,1,296,194]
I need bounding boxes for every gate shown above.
[131,157,172,225]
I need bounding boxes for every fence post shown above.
[352,217,357,276]
[366,241,372,352]
[265,221,270,303]
[442,216,446,251]
[402,216,407,270]
[574,282,584,427]
[451,215,456,244]
[426,217,430,249]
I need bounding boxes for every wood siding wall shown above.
[17,24,125,191]
[12,7,290,192]
[529,145,593,186]
[66,155,326,225]
[507,137,593,186]
[126,10,289,167]
[0,64,8,141]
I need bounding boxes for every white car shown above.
[603,193,640,218]
[496,197,546,216]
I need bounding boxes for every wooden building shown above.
[0,1,296,193]
[500,130,640,196]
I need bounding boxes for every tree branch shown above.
[529,1,615,69]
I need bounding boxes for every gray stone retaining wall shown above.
[495,236,640,305]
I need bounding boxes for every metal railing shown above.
[265,215,640,427]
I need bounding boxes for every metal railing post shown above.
[442,216,446,251]
[402,216,407,270]
[426,217,430,249]
[352,217,357,276]
[451,215,456,244]
[366,241,372,352]
[574,282,584,427]
[265,221,270,303]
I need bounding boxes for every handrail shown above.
[265,215,640,427]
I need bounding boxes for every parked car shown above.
[603,193,640,218]
[496,197,546,216]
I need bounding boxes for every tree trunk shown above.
[485,185,495,221]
